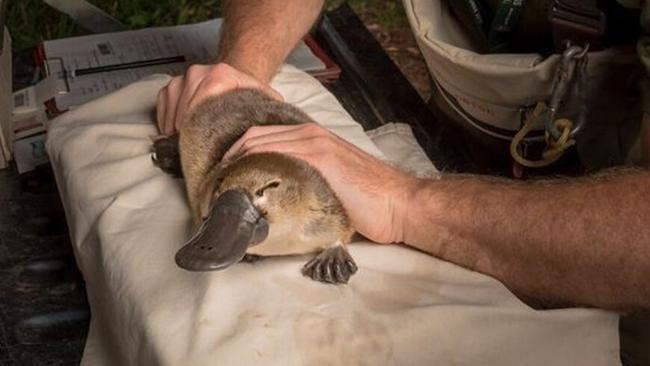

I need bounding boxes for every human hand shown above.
[223,123,421,244]
[156,63,283,135]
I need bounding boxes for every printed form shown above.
[42,19,325,110]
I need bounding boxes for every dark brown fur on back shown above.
[182,89,310,164]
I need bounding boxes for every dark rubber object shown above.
[175,189,268,271]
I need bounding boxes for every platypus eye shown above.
[255,180,281,197]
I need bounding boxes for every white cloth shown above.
[46,65,620,366]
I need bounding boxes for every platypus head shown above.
[175,153,306,271]
[218,154,305,222]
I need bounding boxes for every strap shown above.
[551,0,607,51]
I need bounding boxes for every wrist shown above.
[218,47,281,84]
[399,177,445,246]
[393,176,432,244]
[203,62,283,102]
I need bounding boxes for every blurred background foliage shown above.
[7,0,222,51]
[6,0,406,51]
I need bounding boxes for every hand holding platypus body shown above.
[153,89,358,284]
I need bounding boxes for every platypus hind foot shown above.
[301,245,357,284]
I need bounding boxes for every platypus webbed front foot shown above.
[301,245,357,284]
[151,134,183,177]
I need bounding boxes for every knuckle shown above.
[310,154,325,165]
[304,122,325,135]
[185,65,203,79]
[211,63,231,75]
[202,76,234,94]
[240,139,252,150]
[245,125,262,137]
[168,76,182,88]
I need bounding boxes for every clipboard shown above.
[303,35,342,82]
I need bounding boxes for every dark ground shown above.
[0,167,89,366]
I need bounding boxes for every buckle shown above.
[551,0,607,51]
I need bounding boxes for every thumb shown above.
[262,85,284,102]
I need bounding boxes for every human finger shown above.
[259,84,284,102]
[162,76,184,135]
[244,139,322,165]
[222,124,312,161]
[156,87,167,134]
[173,65,209,134]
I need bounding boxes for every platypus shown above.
[153,89,358,284]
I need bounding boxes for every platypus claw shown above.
[301,246,357,284]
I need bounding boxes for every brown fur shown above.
[179,89,354,256]
[180,89,306,221]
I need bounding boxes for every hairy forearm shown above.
[217,0,325,83]
[403,169,650,312]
